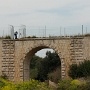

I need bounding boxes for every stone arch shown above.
[20,44,66,81]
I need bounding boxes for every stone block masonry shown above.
[1,40,15,81]
[0,36,89,82]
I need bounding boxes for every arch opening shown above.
[23,46,62,83]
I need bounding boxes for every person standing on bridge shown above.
[14,31,18,39]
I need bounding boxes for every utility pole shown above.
[45,26,46,37]
[82,25,83,35]
[19,29,21,38]
[9,25,14,39]
[60,27,61,36]
[3,30,4,37]
[39,27,40,37]
[64,28,66,36]
[86,27,87,34]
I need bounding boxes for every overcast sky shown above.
[0,0,90,27]
[0,0,90,57]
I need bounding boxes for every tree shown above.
[37,51,61,81]
[30,55,42,79]
[30,51,61,82]
[30,55,42,69]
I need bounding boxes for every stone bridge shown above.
[0,36,90,82]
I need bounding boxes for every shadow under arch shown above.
[22,45,65,81]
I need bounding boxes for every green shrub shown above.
[48,67,61,83]
[71,80,81,85]
[68,64,79,79]
[78,82,90,90]
[1,78,90,90]
[0,79,53,90]
[68,80,81,90]
[68,60,90,79]
[32,36,37,38]
[4,35,11,39]
[57,79,72,90]
[57,79,86,90]
[0,80,5,88]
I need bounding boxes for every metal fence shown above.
[0,25,90,38]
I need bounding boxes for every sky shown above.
[0,0,90,27]
[0,0,90,57]
[36,49,54,58]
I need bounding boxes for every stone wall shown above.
[70,37,84,64]
[0,36,89,82]
[83,36,90,60]
[0,40,3,76]
[1,40,15,81]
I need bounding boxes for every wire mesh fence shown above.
[0,25,90,38]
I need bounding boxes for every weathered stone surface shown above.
[0,36,89,82]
